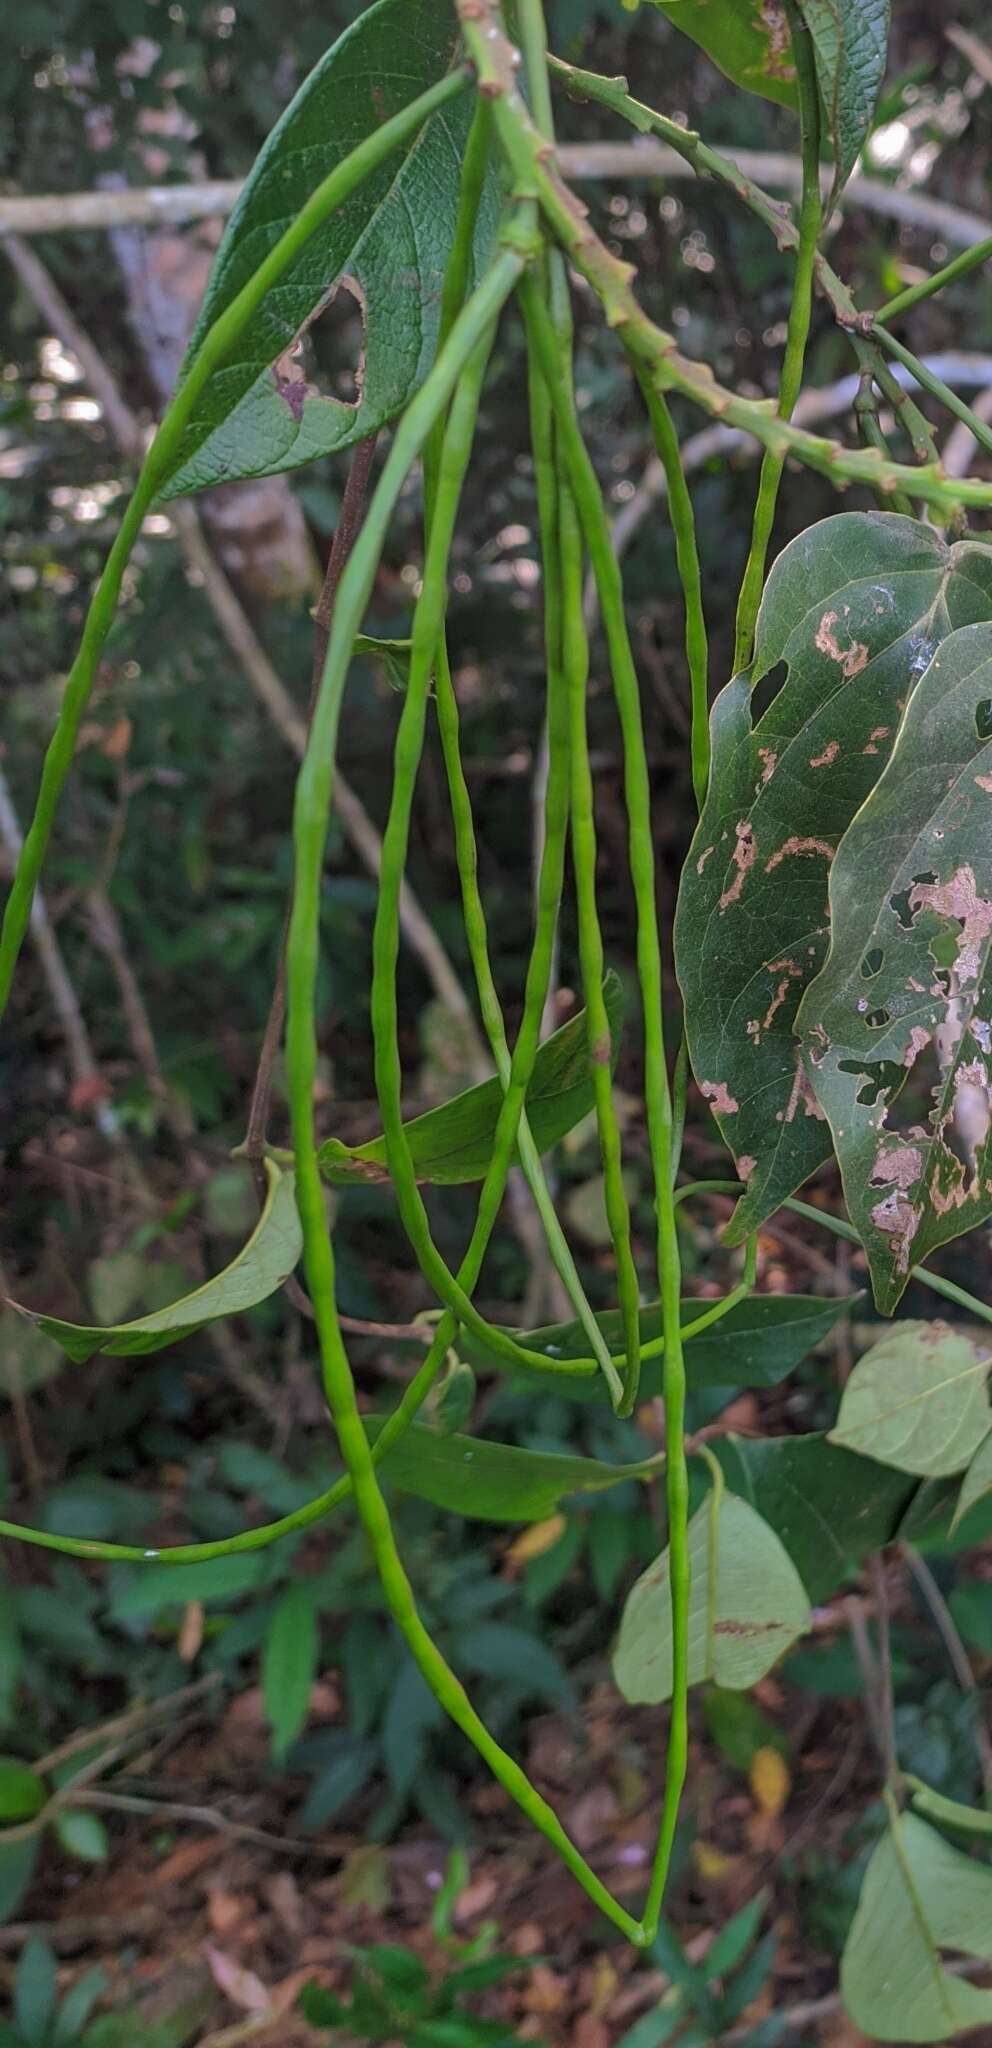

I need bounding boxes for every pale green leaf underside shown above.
[613,1491,810,1705]
[805,0,890,197]
[645,0,798,108]
[369,1419,662,1522]
[317,974,624,1186]
[952,1428,992,1531]
[674,513,992,1247]
[798,624,992,1311]
[828,1321,991,1476]
[159,0,498,498]
[15,1161,301,1362]
[841,1812,992,2042]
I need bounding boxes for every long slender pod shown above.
[0,65,471,1015]
[635,375,710,809]
[519,274,689,1935]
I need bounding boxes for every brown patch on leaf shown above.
[814,609,869,678]
[719,820,756,911]
[778,1058,826,1125]
[756,746,778,788]
[910,865,992,984]
[809,740,840,769]
[764,836,835,874]
[700,1079,740,1117]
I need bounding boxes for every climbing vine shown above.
[5,0,992,2031]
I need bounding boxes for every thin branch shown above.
[65,1786,347,1859]
[3,153,988,247]
[868,1551,898,1791]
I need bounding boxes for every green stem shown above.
[877,237,992,325]
[871,321,992,459]
[636,374,710,809]
[782,1197,992,1328]
[0,63,471,1017]
[732,0,821,672]
[517,272,688,1935]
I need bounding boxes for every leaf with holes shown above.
[158,0,497,498]
[841,1811,992,2041]
[317,974,623,1186]
[674,514,992,1247]
[644,1,798,107]
[804,0,890,199]
[613,1490,810,1705]
[952,1429,992,1531]
[13,1161,301,1362]
[828,1322,991,1476]
[798,624,992,1310]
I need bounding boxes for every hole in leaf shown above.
[750,660,787,722]
[889,872,936,930]
[273,277,366,416]
[860,948,884,979]
[976,698,992,741]
[866,1008,891,1029]
[840,1058,905,1108]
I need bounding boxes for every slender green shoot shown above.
[877,237,992,325]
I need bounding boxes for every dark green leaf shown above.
[0,1758,46,1824]
[263,1584,318,1762]
[383,1662,443,1799]
[953,1430,992,1532]
[614,1491,810,1704]
[369,1418,662,1521]
[0,1585,20,1729]
[459,1622,575,1706]
[841,1812,992,2040]
[53,1809,109,1863]
[798,624,992,1310]
[828,1322,991,1474]
[53,1964,105,2045]
[948,1583,992,1655]
[15,1935,57,2047]
[109,1553,265,1620]
[703,1690,786,1772]
[461,1291,857,1391]
[298,1740,378,1830]
[318,976,624,1186]
[17,1161,301,1361]
[159,0,497,497]
[644,0,798,108]
[675,514,992,1246]
[804,0,890,198]
[712,1431,918,1602]
[0,1830,39,1925]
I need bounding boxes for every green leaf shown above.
[15,1935,57,2047]
[318,975,624,1186]
[159,0,497,498]
[703,1690,786,1773]
[674,514,992,1247]
[370,1419,662,1522]
[713,1431,917,1602]
[797,624,992,1311]
[0,1758,46,1824]
[16,1160,301,1361]
[0,1830,39,1925]
[953,1431,992,1531]
[908,1778,992,1838]
[52,1963,105,2045]
[804,0,890,198]
[53,1809,109,1863]
[644,0,799,108]
[460,1623,575,1706]
[828,1322,991,1476]
[613,1491,810,1705]
[354,635,414,691]
[0,1585,20,1729]
[0,1310,63,1402]
[461,1291,857,1392]
[109,1553,265,1620]
[263,1584,318,1763]
[948,1583,992,1655]
[841,1811,992,2041]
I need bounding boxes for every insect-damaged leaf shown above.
[804,0,890,200]
[674,514,992,1247]
[460,1290,858,1392]
[828,1322,991,1477]
[158,0,498,499]
[317,974,624,1186]
[643,1,798,108]
[798,624,992,1311]
[613,1491,810,1705]
[841,1812,992,2042]
[12,1161,301,1362]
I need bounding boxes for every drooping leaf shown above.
[159,0,497,498]
[461,1291,858,1392]
[13,1161,301,1362]
[953,1430,992,1531]
[797,624,992,1311]
[644,0,798,108]
[804,0,890,198]
[841,1811,992,2041]
[263,1584,318,1763]
[318,975,624,1186]
[674,514,992,1246]
[0,1757,46,1824]
[369,1419,662,1522]
[713,1431,918,1602]
[613,1491,810,1705]
[828,1322,991,1476]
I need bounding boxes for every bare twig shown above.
[901,1541,992,1798]
[64,1786,347,1860]
[868,1551,898,1790]
[86,885,196,1145]
[3,152,988,246]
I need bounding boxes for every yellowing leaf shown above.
[750,1746,790,1817]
